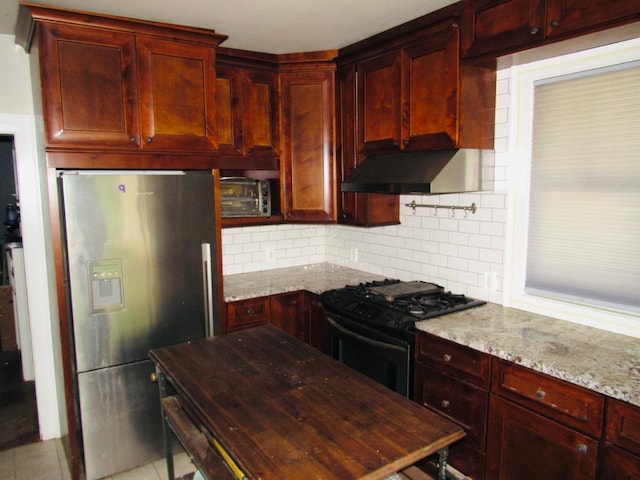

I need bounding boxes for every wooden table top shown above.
[149,325,464,480]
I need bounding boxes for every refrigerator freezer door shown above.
[78,360,164,480]
[61,172,218,372]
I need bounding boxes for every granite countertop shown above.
[223,264,640,408]
[223,263,386,301]
[415,302,640,408]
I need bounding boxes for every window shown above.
[505,38,640,338]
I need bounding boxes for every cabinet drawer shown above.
[606,398,640,456]
[492,360,604,437]
[415,332,491,388]
[416,365,489,449]
[226,297,271,332]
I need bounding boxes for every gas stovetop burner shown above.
[320,279,486,334]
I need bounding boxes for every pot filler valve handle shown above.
[202,243,215,337]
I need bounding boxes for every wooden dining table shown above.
[149,325,464,480]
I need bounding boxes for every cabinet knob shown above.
[550,19,560,28]
[150,372,157,383]
[530,26,540,35]
[129,137,136,143]
[535,389,546,400]
[146,137,154,143]
[402,139,410,146]
[247,147,254,154]
[576,444,588,454]
[246,309,253,315]
[443,353,452,362]
[441,400,450,409]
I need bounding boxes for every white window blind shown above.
[525,62,640,314]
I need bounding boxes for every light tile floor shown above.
[0,439,197,480]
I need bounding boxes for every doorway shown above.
[0,134,38,450]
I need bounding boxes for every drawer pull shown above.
[441,400,450,409]
[246,308,253,315]
[443,353,452,362]
[576,444,587,454]
[535,389,546,400]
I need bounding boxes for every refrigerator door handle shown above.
[202,243,215,337]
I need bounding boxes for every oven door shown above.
[325,313,412,398]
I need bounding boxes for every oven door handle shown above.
[326,316,407,352]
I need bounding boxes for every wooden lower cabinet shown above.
[602,398,640,478]
[306,293,327,352]
[486,395,598,479]
[225,291,326,351]
[414,332,491,479]
[270,291,306,341]
[225,296,271,333]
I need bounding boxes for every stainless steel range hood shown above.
[341,149,494,194]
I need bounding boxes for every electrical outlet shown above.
[350,247,359,262]
[484,272,497,292]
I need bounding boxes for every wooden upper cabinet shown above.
[545,0,640,39]
[462,0,640,60]
[136,36,217,152]
[357,25,493,156]
[461,0,546,59]
[38,23,140,149]
[215,58,280,163]
[216,64,244,157]
[402,29,459,150]
[280,68,336,223]
[336,64,399,227]
[243,69,280,158]
[33,13,224,156]
[357,51,403,155]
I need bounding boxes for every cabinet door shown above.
[216,64,244,157]
[546,0,640,39]
[280,70,336,223]
[402,30,459,150]
[136,36,217,152]
[242,69,280,158]
[486,395,598,480]
[606,398,640,456]
[270,292,306,341]
[38,23,139,148]
[461,0,546,59]
[357,51,402,154]
[306,293,326,352]
[337,65,399,227]
[601,443,640,480]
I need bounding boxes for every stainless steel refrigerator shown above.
[59,171,220,480]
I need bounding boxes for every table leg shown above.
[437,447,449,480]
[156,368,175,480]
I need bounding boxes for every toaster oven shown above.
[220,177,271,218]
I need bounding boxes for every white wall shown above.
[0,33,65,440]
[0,35,33,114]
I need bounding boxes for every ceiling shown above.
[0,0,455,54]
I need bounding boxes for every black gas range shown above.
[320,279,485,398]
